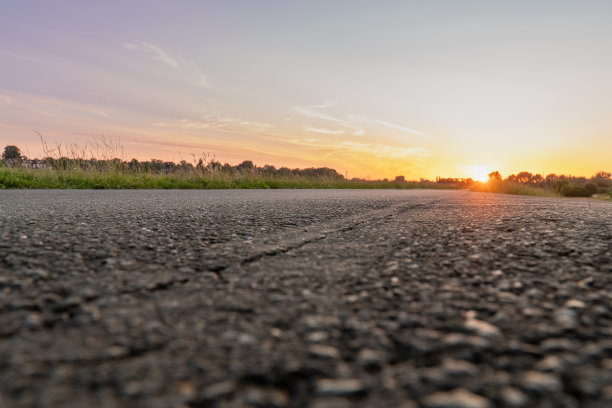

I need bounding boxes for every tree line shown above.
[1,145,345,179]
[3,144,610,195]
[487,170,612,197]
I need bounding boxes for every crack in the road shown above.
[207,200,442,280]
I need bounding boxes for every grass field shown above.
[0,166,456,190]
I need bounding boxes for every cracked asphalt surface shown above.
[0,189,611,408]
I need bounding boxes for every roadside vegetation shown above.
[472,170,612,199]
[0,143,455,190]
[1,143,609,197]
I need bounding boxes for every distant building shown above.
[5,158,47,169]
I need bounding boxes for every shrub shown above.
[560,182,597,197]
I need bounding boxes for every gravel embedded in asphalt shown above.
[0,189,611,407]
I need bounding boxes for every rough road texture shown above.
[0,189,611,408]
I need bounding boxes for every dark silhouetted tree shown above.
[515,171,533,184]
[488,171,502,182]
[531,174,544,185]
[237,160,254,173]
[2,145,22,161]
[593,171,611,181]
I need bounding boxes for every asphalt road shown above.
[0,189,611,408]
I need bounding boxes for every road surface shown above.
[0,189,611,407]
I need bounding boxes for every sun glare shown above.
[462,165,492,182]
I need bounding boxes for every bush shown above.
[560,182,597,197]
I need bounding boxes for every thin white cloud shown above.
[304,126,345,135]
[123,41,212,88]
[294,106,350,126]
[0,90,109,117]
[197,74,208,87]
[295,101,434,144]
[0,50,67,69]
[240,121,274,130]
[376,120,435,141]
[122,41,179,68]
[313,99,339,109]
[293,101,366,136]
[0,95,15,104]
[341,141,430,159]
[153,115,273,133]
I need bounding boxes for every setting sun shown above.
[461,165,492,182]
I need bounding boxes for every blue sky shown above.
[1,1,611,179]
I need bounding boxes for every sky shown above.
[1,0,611,180]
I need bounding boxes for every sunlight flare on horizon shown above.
[461,164,494,182]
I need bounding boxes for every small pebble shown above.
[204,380,235,399]
[315,379,365,397]
[422,388,491,408]
[564,299,586,309]
[500,386,528,407]
[309,345,340,359]
[521,371,562,393]
[535,355,564,372]
[441,358,479,376]
[553,308,577,328]
[465,314,501,338]
[23,313,43,330]
[357,349,383,370]
[306,331,329,343]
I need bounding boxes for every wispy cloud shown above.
[294,101,366,137]
[122,41,179,68]
[197,74,208,87]
[376,120,435,141]
[153,115,274,133]
[304,126,345,135]
[0,50,67,70]
[0,90,109,118]
[313,99,339,109]
[122,40,212,88]
[294,105,351,126]
[295,101,432,142]
[341,141,430,159]
[240,121,274,130]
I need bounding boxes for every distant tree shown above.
[531,174,544,185]
[515,171,533,184]
[488,171,502,182]
[236,160,254,173]
[2,145,23,161]
[129,158,140,171]
[262,165,277,175]
[545,173,558,183]
[394,175,406,182]
[278,167,291,176]
[592,171,611,181]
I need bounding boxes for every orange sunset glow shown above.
[1,2,611,180]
